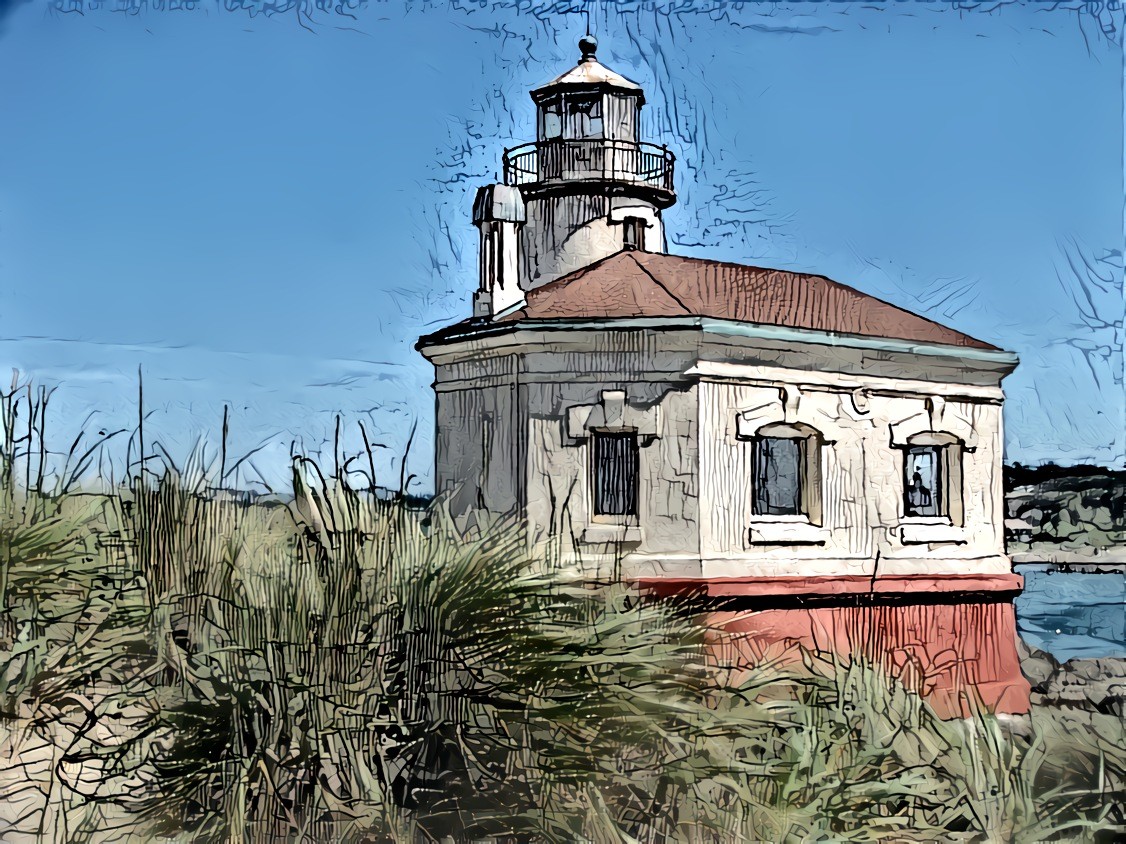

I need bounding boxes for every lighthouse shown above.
[472,36,675,317]
[419,37,1030,718]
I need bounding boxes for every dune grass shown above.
[0,379,1122,842]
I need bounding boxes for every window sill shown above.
[581,524,642,545]
[747,520,829,546]
[898,519,965,545]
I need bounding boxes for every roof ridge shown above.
[643,251,808,275]
[627,252,694,315]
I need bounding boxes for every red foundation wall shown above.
[710,602,1030,718]
[640,575,1032,719]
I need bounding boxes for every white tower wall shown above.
[520,194,664,290]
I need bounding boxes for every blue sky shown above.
[0,0,1122,493]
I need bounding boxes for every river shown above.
[1015,566,1125,661]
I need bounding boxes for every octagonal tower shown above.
[473,36,676,317]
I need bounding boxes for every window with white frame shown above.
[749,422,823,523]
[901,433,964,523]
[541,96,562,139]
[904,445,940,517]
[567,391,657,537]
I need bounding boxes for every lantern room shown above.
[532,34,644,143]
[502,36,674,207]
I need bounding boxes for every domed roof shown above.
[531,36,644,105]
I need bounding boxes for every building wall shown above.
[696,368,1008,580]
[433,353,522,520]
[426,328,1011,582]
[517,333,700,576]
[429,332,700,576]
[523,378,698,576]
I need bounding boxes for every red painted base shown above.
[708,602,1030,718]
[637,575,1031,719]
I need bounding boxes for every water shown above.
[1015,567,1126,662]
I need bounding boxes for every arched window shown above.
[749,422,823,524]
[902,432,964,524]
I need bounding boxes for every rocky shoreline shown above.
[1019,637,1125,716]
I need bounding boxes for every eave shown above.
[416,315,1019,369]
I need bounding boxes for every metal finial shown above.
[579,34,598,63]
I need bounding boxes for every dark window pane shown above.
[593,432,638,517]
[904,446,941,517]
[623,217,642,251]
[543,109,562,139]
[754,436,803,516]
[570,96,604,138]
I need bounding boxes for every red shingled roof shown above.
[501,250,997,351]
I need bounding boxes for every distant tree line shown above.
[1005,463,1126,551]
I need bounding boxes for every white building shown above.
[418,38,1029,715]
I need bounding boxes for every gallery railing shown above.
[502,139,675,194]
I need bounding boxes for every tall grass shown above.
[0,377,1122,842]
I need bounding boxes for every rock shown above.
[1017,637,1059,693]
[1034,655,1126,716]
[1066,657,1122,682]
